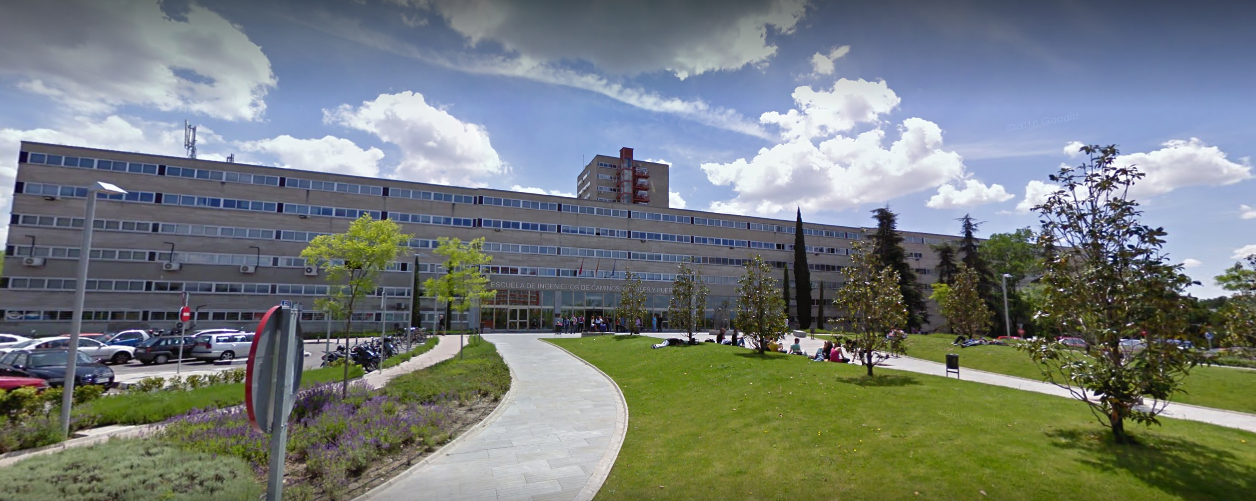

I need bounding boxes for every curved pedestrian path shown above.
[362,334,627,501]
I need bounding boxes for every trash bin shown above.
[945,353,960,378]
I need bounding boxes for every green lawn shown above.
[904,335,1256,415]
[551,335,1256,501]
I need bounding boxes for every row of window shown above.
[390,213,476,227]
[562,204,629,218]
[630,211,691,224]
[8,245,410,272]
[480,196,559,211]
[2,277,412,296]
[597,186,619,193]
[693,236,748,247]
[386,187,476,204]
[22,152,281,187]
[630,231,691,243]
[561,226,628,238]
[597,173,615,181]
[285,177,384,196]
[160,191,277,213]
[2,309,407,324]
[481,219,558,233]
[693,216,744,229]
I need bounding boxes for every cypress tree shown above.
[871,207,929,329]
[817,281,826,329]
[782,263,792,324]
[793,208,814,329]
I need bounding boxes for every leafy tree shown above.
[669,263,709,343]
[940,264,994,340]
[870,207,928,329]
[835,241,908,376]
[932,243,959,285]
[928,283,952,332]
[980,228,1042,286]
[736,255,788,354]
[301,214,412,396]
[614,271,649,335]
[782,263,792,324]
[1216,255,1256,348]
[714,299,732,331]
[957,214,1000,334]
[1020,144,1203,444]
[816,282,826,330]
[794,209,814,329]
[423,237,497,335]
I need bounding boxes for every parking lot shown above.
[109,339,374,384]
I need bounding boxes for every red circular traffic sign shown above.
[179,306,192,323]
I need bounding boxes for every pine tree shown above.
[957,214,998,335]
[817,282,826,329]
[793,208,814,329]
[932,243,959,285]
[782,264,792,325]
[870,207,928,329]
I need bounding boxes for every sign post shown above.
[1205,331,1213,351]
[246,304,305,501]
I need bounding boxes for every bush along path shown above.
[0,336,450,467]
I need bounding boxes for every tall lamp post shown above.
[60,181,127,438]
[1000,273,1013,338]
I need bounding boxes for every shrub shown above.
[127,376,166,393]
[383,335,510,405]
[382,337,439,369]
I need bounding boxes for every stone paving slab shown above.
[361,334,628,501]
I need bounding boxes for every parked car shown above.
[0,349,115,388]
[135,336,196,365]
[102,329,153,347]
[0,337,135,365]
[0,375,49,391]
[190,331,254,362]
[1119,338,1147,353]
[0,334,32,349]
[1058,337,1088,349]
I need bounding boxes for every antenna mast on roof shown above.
[226,154,235,163]
[183,120,198,159]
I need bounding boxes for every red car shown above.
[0,376,49,391]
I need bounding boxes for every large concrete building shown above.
[3,142,957,335]
[575,147,669,208]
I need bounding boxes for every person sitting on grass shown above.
[830,343,850,363]
[788,337,805,355]
[812,340,832,362]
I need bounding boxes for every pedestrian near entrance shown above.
[651,315,658,332]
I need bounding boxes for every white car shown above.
[0,334,32,349]
[0,337,135,365]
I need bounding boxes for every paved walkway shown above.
[363,334,462,387]
[642,331,1256,435]
[363,334,627,501]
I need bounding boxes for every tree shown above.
[957,214,1000,335]
[423,237,497,336]
[736,255,788,354]
[668,262,709,343]
[835,241,908,376]
[870,207,928,329]
[301,214,412,396]
[928,283,952,332]
[932,243,959,285]
[614,270,648,335]
[980,228,1042,286]
[1216,255,1256,348]
[794,209,814,329]
[816,282,826,330]
[940,264,994,340]
[1020,144,1203,444]
[782,263,792,324]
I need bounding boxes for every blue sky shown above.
[1,0,1253,297]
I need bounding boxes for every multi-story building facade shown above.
[575,147,669,208]
[3,142,956,334]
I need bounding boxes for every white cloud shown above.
[1241,204,1256,220]
[0,114,229,244]
[324,91,508,186]
[397,0,809,79]
[510,185,574,197]
[1233,244,1256,261]
[760,79,901,141]
[1063,141,1086,157]
[669,191,688,209]
[1182,258,1203,268]
[809,45,851,76]
[236,135,385,178]
[1015,179,1060,214]
[1116,138,1251,198]
[0,0,276,121]
[926,179,1014,209]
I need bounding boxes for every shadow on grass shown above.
[733,351,790,360]
[1046,428,1256,500]
[834,374,921,387]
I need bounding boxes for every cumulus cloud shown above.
[809,45,851,76]
[1063,141,1086,157]
[1233,244,1256,261]
[1115,138,1251,198]
[237,135,385,178]
[761,79,901,141]
[1014,179,1060,214]
[1182,258,1203,268]
[0,114,230,244]
[926,179,1014,209]
[1241,204,1256,220]
[393,0,809,79]
[324,91,508,186]
[669,191,688,209]
[0,0,276,121]
[510,185,574,197]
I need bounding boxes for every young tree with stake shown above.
[424,237,496,349]
[835,241,908,376]
[737,255,788,354]
[669,262,709,344]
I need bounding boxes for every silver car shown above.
[189,331,254,362]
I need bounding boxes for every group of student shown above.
[773,337,853,363]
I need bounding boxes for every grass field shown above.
[904,335,1256,415]
[551,335,1256,501]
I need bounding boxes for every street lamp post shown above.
[1000,273,1012,338]
[60,181,127,438]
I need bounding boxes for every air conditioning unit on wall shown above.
[22,257,45,267]
[239,265,256,274]
[162,262,182,271]
[303,265,319,276]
